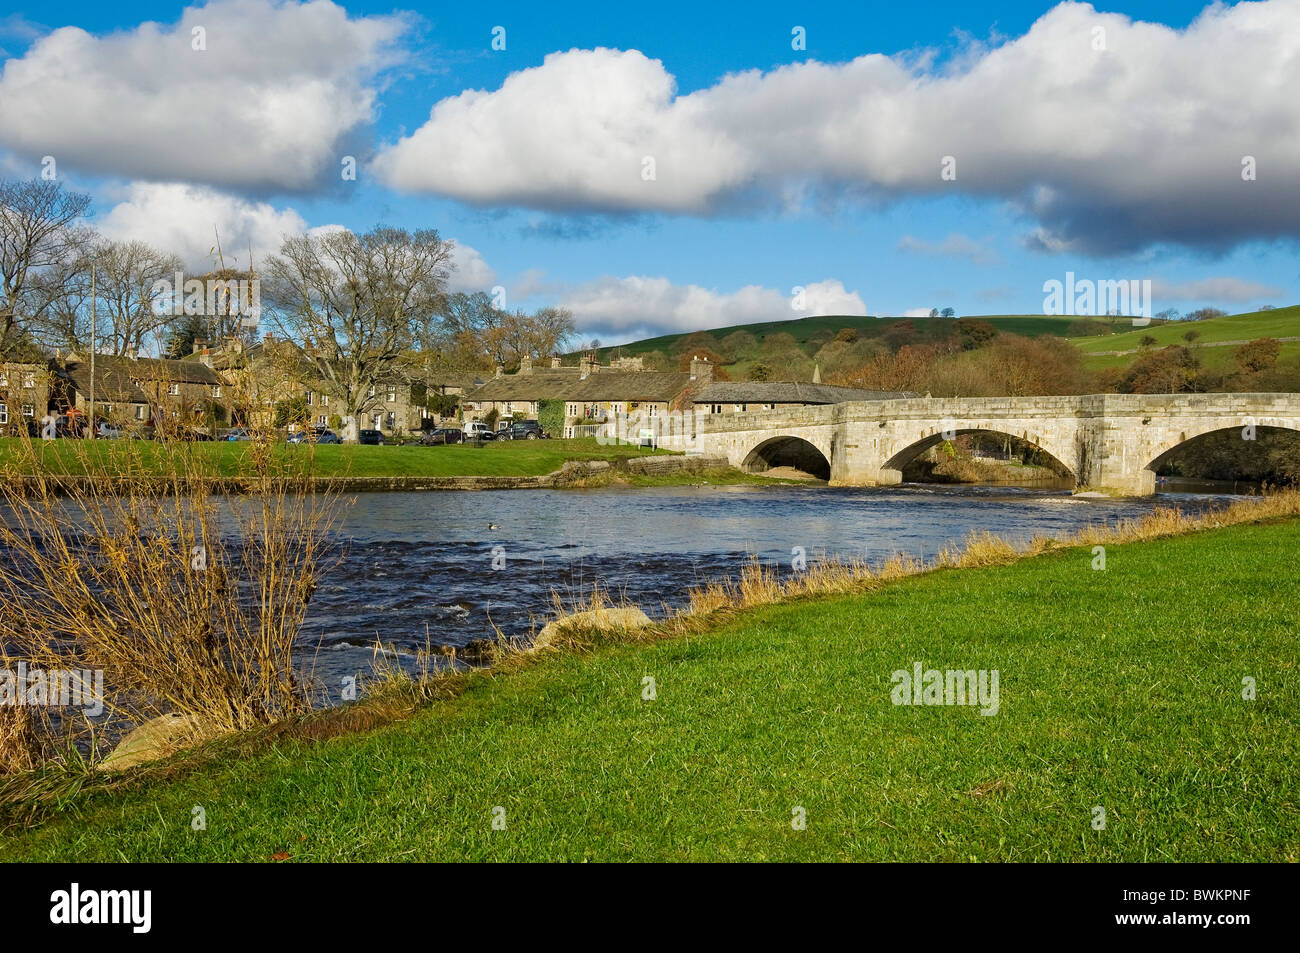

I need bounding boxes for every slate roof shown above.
[693,382,919,404]
[467,369,695,404]
[61,355,222,403]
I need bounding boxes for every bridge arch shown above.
[883,428,1076,482]
[1144,422,1300,480]
[741,435,832,480]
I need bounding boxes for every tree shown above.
[940,307,956,319]
[86,240,182,356]
[1184,307,1227,322]
[1182,329,1201,345]
[266,226,454,442]
[0,179,93,356]
[164,313,213,359]
[954,318,998,350]
[1140,335,1158,349]
[273,396,311,428]
[749,361,772,381]
[1235,337,1282,373]
[929,308,940,318]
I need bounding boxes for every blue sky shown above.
[0,0,1295,344]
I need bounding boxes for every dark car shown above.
[287,427,341,445]
[421,427,464,445]
[358,429,386,445]
[224,427,253,441]
[509,420,549,440]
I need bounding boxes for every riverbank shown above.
[4,498,1297,860]
[0,437,806,491]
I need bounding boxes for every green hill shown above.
[1073,305,1300,371]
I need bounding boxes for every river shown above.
[302,484,1240,694]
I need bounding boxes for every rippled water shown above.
[302,484,1236,691]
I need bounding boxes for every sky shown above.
[0,0,1296,345]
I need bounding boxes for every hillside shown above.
[577,306,1297,383]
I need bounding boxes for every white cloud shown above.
[898,234,999,266]
[374,1,1300,252]
[97,182,307,271]
[903,308,934,318]
[0,0,408,191]
[1152,277,1285,304]
[447,243,498,293]
[556,275,865,340]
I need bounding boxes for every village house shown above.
[462,354,713,436]
[55,351,227,429]
[0,362,54,436]
[197,334,426,436]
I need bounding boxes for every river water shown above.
[302,484,1238,692]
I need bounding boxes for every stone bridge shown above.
[654,393,1300,494]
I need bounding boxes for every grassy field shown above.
[0,437,672,479]
[1073,306,1300,373]
[583,313,1096,361]
[5,518,1296,861]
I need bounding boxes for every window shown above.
[0,374,8,387]
[0,405,7,425]
[372,414,382,429]
[22,374,35,389]
[212,385,222,398]
[734,404,745,413]
[21,404,34,418]
[762,403,773,410]
[168,383,180,396]
[711,404,723,414]
[567,404,577,417]
[135,405,147,420]
[306,391,314,405]
[385,412,396,430]
[386,385,397,403]
[648,405,658,417]
[318,415,326,426]
[367,385,376,398]
[321,395,329,407]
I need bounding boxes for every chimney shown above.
[495,364,504,379]
[126,346,137,361]
[579,352,597,379]
[689,355,713,383]
[520,355,533,374]
[192,337,208,355]
[551,357,561,368]
[264,331,275,343]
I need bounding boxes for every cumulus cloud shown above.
[898,233,1000,265]
[555,275,865,340]
[0,0,408,191]
[97,182,308,270]
[374,1,1300,252]
[1152,277,1285,304]
[447,243,498,293]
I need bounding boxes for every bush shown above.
[538,399,564,436]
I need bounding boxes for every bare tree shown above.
[265,226,454,441]
[0,179,93,356]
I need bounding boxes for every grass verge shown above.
[2,495,1297,860]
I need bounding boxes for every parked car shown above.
[96,421,127,439]
[358,429,386,446]
[509,420,550,440]
[224,427,253,441]
[463,421,495,441]
[287,427,341,444]
[421,427,464,445]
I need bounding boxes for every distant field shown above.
[1073,305,1300,355]
[1073,306,1300,373]
[0,438,670,479]
[584,313,1100,361]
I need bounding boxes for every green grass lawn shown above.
[1074,306,1300,356]
[0,437,671,479]
[6,519,1297,861]
[583,313,1093,362]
